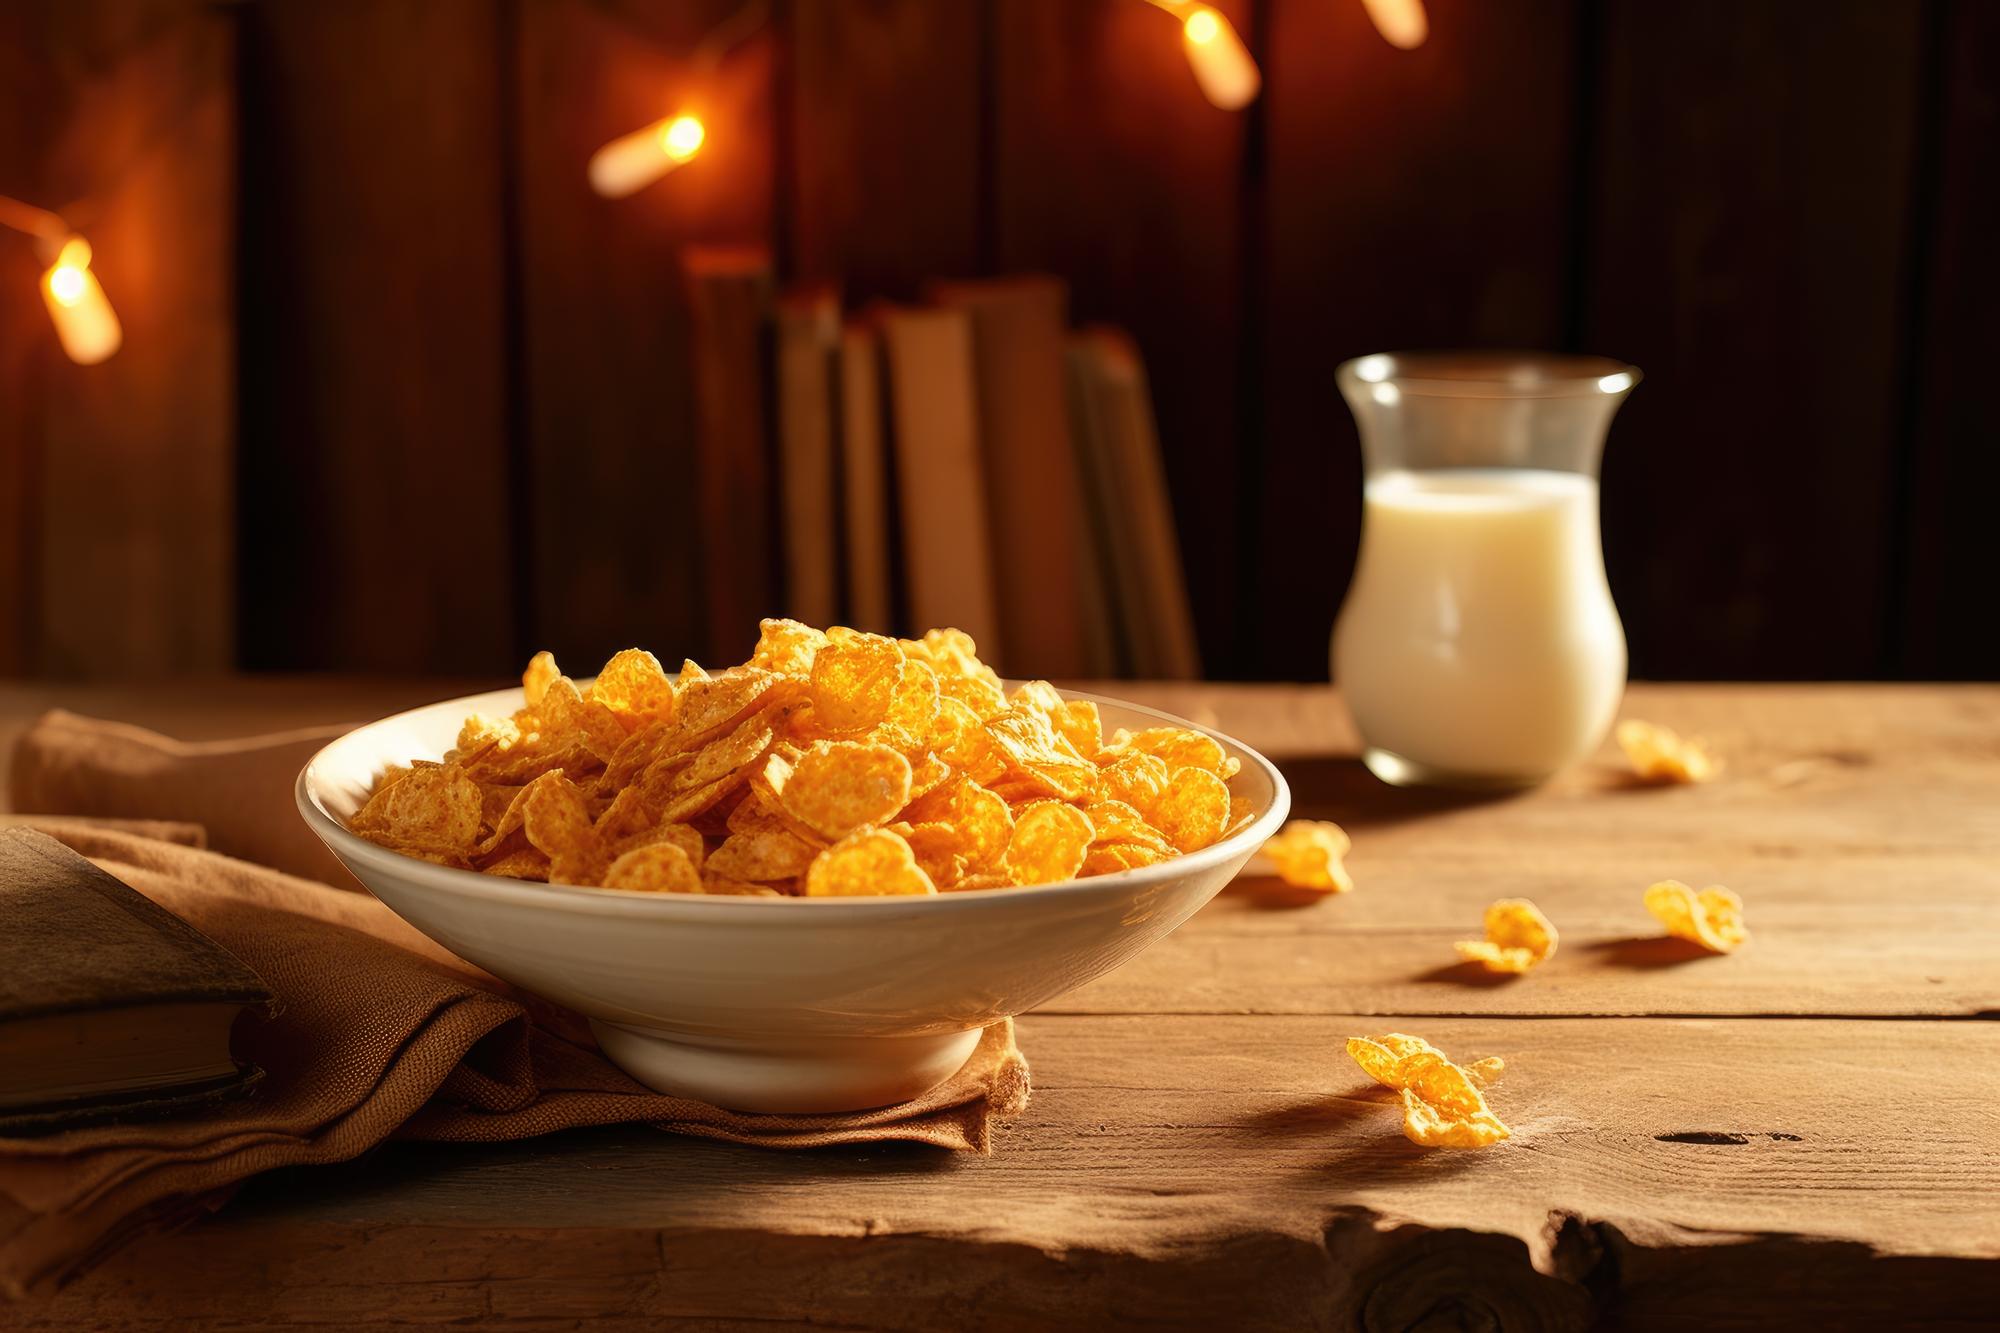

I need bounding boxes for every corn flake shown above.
[781,741,913,840]
[1617,719,1720,784]
[805,828,936,897]
[707,827,820,882]
[603,841,703,893]
[1346,1033,1511,1149]
[1644,879,1748,953]
[1455,898,1558,973]
[1007,801,1095,886]
[351,765,482,853]
[750,617,827,677]
[589,648,677,724]
[1260,819,1353,893]
[1108,726,1240,781]
[810,627,905,732]
[1152,767,1229,854]
[347,622,1262,897]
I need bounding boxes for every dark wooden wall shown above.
[2,0,1994,682]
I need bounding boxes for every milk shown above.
[1332,468,1626,784]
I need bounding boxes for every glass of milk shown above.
[1331,352,1640,789]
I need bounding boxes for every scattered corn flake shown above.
[1617,719,1720,784]
[1455,897,1559,974]
[1260,819,1353,893]
[1644,879,1748,953]
[1346,1033,1511,1149]
[1461,1056,1505,1088]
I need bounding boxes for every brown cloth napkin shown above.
[0,797,1030,1297]
[7,710,355,886]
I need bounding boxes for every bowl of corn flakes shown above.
[297,621,1290,1112]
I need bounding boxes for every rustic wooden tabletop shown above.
[6,680,1998,1330]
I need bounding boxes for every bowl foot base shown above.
[588,1020,985,1114]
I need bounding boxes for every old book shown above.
[684,246,778,658]
[836,323,896,636]
[0,829,268,1129]
[1065,328,1202,679]
[875,305,1004,659]
[774,287,842,628]
[929,276,1105,678]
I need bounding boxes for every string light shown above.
[1362,0,1429,49]
[587,0,768,201]
[1143,0,1261,111]
[1,195,122,366]
[589,112,707,198]
[40,236,123,365]
[584,0,1425,203]
[1178,5,1260,109]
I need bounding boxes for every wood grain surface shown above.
[5,681,1997,1328]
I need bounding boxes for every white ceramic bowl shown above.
[298,686,1290,1113]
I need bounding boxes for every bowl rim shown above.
[297,683,1293,920]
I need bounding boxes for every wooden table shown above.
[7,681,1999,1329]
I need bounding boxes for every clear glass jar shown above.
[1330,352,1641,789]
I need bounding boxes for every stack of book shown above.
[684,251,1202,680]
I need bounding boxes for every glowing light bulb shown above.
[1362,0,1429,50]
[589,112,707,199]
[660,115,704,160]
[1181,6,1260,110]
[40,237,122,365]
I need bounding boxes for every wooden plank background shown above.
[0,0,1994,682]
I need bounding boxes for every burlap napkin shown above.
[8,709,355,885]
[0,719,1032,1298]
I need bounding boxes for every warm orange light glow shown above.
[589,112,707,199]
[1362,0,1429,49]
[40,237,121,365]
[1181,6,1260,110]
[660,114,705,160]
